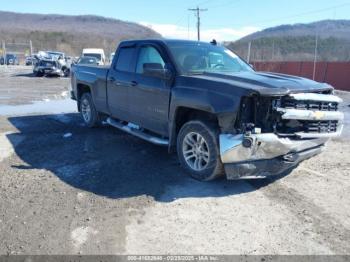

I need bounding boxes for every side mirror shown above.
[143,63,172,80]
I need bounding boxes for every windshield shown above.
[167,42,253,75]
[84,53,102,61]
[78,57,97,64]
[47,52,64,59]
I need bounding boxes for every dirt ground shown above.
[0,66,349,255]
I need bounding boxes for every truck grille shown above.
[275,93,343,137]
[277,120,338,134]
[281,97,338,111]
[304,120,338,133]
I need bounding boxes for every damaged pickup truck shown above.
[71,39,344,181]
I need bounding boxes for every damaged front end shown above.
[220,91,344,179]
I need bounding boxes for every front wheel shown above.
[80,93,100,127]
[63,68,70,77]
[177,120,224,181]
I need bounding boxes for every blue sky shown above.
[2,0,350,41]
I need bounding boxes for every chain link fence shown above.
[226,36,350,63]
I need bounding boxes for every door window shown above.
[136,46,165,74]
[115,47,136,72]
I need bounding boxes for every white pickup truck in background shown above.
[82,48,106,65]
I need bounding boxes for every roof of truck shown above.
[119,39,213,47]
[82,48,105,53]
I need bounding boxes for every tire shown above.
[34,71,43,77]
[80,93,100,127]
[63,68,70,77]
[177,120,224,181]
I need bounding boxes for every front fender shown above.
[168,86,243,151]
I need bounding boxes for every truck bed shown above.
[71,64,110,113]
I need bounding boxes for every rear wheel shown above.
[80,93,100,127]
[34,71,43,77]
[177,120,223,181]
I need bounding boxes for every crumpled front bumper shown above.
[36,67,62,76]
[45,68,62,76]
[220,133,329,179]
[220,92,344,179]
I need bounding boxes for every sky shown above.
[1,0,350,41]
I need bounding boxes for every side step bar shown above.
[106,117,169,146]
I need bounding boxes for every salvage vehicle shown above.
[71,39,344,181]
[33,59,62,77]
[46,51,70,76]
[33,51,70,77]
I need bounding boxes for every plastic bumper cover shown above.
[219,133,331,179]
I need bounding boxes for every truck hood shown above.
[188,71,333,96]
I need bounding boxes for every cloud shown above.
[139,22,259,42]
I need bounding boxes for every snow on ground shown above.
[0,99,76,116]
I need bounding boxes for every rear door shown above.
[130,44,171,136]
[107,45,137,121]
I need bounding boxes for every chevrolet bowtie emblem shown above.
[313,111,325,120]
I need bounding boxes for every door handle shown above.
[130,81,138,87]
[108,77,123,86]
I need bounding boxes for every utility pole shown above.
[188,6,208,41]
[29,40,33,57]
[313,34,318,80]
[2,41,6,67]
[247,42,252,63]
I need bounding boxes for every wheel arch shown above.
[168,106,220,153]
[77,83,92,112]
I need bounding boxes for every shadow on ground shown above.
[13,73,64,78]
[6,113,288,202]
[13,72,36,77]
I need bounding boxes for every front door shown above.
[129,45,171,136]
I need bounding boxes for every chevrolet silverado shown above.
[71,39,344,181]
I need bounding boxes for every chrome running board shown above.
[106,117,169,146]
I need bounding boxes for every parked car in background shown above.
[109,52,115,64]
[77,56,99,65]
[25,56,34,66]
[82,48,105,65]
[2,54,19,65]
[33,59,62,77]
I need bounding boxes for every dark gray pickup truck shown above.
[71,39,344,181]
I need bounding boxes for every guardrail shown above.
[252,61,350,92]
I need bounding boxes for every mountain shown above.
[226,20,350,62]
[241,20,350,41]
[0,11,161,56]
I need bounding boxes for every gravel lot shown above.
[0,66,349,255]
